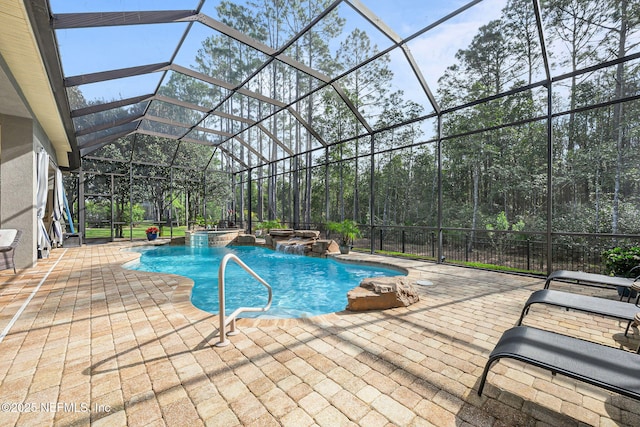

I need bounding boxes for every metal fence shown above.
[352,226,640,276]
[246,222,639,276]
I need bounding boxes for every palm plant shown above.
[327,220,361,253]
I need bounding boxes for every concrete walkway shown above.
[1,241,639,426]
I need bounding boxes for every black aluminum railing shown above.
[238,221,640,276]
[353,226,639,276]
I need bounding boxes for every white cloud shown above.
[387,0,506,104]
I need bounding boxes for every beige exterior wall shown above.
[0,113,38,269]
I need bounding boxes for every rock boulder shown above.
[235,234,256,244]
[346,276,419,311]
[269,229,295,237]
[312,239,340,255]
[295,230,320,239]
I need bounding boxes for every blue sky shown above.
[50,0,506,107]
[363,0,506,99]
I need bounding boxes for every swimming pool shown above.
[127,245,404,318]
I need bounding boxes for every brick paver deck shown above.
[1,240,639,426]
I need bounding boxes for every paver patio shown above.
[1,240,639,426]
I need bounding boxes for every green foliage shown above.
[485,211,527,262]
[84,200,109,224]
[171,197,185,224]
[486,211,525,233]
[602,247,640,277]
[327,220,361,246]
[119,203,145,224]
[256,220,283,232]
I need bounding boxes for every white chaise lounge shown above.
[0,229,22,273]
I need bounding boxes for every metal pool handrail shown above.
[216,253,272,347]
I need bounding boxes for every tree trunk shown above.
[612,0,628,234]
[353,140,359,221]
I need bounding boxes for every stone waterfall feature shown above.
[275,240,308,255]
[257,229,340,257]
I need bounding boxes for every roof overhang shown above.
[0,0,78,168]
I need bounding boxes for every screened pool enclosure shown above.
[45,0,640,275]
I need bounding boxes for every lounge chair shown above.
[518,289,640,336]
[544,270,636,299]
[0,229,22,273]
[478,326,640,399]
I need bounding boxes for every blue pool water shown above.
[126,245,404,318]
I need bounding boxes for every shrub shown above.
[256,220,283,232]
[602,246,640,277]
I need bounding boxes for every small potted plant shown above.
[145,226,159,241]
[327,219,361,254]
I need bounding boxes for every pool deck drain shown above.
[416,280,434,287]
[1,240,639,426]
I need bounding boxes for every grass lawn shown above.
[84,224,187,239]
